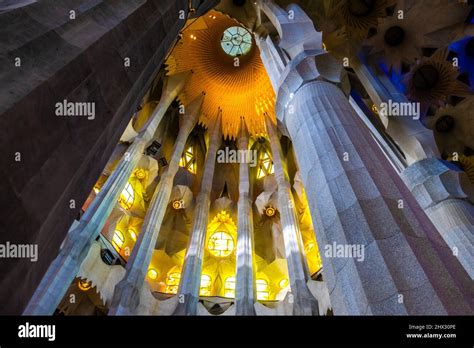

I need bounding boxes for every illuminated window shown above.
[112,230,125,252]
[147,268,158,280]
[118,182,134,210]
[224,277,236,298]
[257,152,274,179]
[256,279,269,301]
[179,146,197,174]
[208,231,234,257]
[165,272,181,294]
[129,228,137,241]
[221,26,253,57]
[279,278,289,289]
[199,274,212,296]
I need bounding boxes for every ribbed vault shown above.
[166,10,275,139]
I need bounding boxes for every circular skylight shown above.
[221,26,253,57]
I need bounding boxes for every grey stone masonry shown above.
[235,121,257,315]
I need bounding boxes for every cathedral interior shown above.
[0,0,473,316]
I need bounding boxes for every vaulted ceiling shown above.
[166,10,275,139]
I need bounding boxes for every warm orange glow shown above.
[78,279,91,291]
[166,11,275,138]
[208,231,234,257]
[165,272,181,294]
[265,206,276,217]
[147,268,158,280]
[172,200,184,210]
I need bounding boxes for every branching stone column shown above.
[24,72,191,315]
[174,115,222,315]
[265,115,318,316]
[235,121,256,315]
[256,0,473,315]
[401,159,474,278]
[109,94,204,315]
[353,58,474,278]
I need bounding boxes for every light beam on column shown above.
[265,114,319,316]
[235,119,257,315]
[173,111,222,315]
[23,72,191,315]
[108,93,204,315]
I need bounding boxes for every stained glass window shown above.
[221,26,253,57]
[199,274,212,296]
[256,279,269,301]
[118,182,134,210]
[112,230,125,252]
[165,272,181,294]
[224,276,236,298]
[257,152,274,179]
[179,146,197,174]
[208,231,234,257]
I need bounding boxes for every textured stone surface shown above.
[109,94,203,315]
[235,123,256,315]
[257,0,473,315]
[173,119,222,315]
[401,158,474,278]
[0,0,192,314]
[285,81,472,314]
[266,116,318,315]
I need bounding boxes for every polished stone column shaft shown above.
[285,80,472,314]
[173,116,222,315]
[109,95,203,315]
[265,116,318,316]
[235,122,256,315]
[23,72,190,315]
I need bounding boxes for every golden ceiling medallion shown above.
[172,200,184,210]
[265,206,276,217]
[166,10,276,139]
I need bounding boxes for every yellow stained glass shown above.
[179,146,196,174]
[256,279,269,301]
[257,152,274,179]
[199,274,212,296]
[112,230,124,251]
[165,272,181,294]
[147,268,158,280]
[208,231,234,257]
[118,182,134,210]
[279,278,289,289]
[224,276,236,298]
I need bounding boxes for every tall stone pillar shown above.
[353,59,474,278]
[109,95,204,315]
[174,115,222,315]
[265,115,318,316]
[0,0,198,314]
[256,0,473,315]
[235,121,256,315]
[24,72,191,315]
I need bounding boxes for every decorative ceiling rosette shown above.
[166,10,275,139]
[404,48,472,110]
